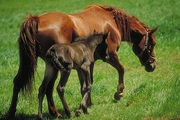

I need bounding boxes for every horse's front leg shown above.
[38,64,60,119]
[108,52,124,100]
[76,66,92,116]
[56,70,71,118]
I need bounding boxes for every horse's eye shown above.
[148,45,153,53]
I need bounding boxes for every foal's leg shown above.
[56,70,71,118]
[46,71,61,117]
[38,64,60,119]
[76,66,92,116]
[87,62,94,106]
[77,70,92,107]
[108,52,124,100]
[77,65,93,107]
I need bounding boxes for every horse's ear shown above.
[149,26,159,35]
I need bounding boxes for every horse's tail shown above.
[15,14,39,95]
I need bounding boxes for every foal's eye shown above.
[149,45,151,50]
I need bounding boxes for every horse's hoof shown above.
[75,110,82,117]
[114,92,123,100]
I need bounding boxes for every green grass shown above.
[0,0,180,119]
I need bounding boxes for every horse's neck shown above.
[130,16,149,34]
[114,10,148,43]
[127,18,149,44]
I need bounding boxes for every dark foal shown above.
[38,31,109,118]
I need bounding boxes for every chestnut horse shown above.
[7,5,158,119]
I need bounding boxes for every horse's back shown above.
[69,5,121,52]
[38,12,75,42]
[35,5,121,59]
[69,5,116,36]
[36,12,75,58]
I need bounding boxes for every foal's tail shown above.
[46,48,65,70]
[14,14,39,95]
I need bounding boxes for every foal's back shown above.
[47,41,93,70]
[46,31,109,71]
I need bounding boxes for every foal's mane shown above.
[74,31,104,42]
[88,5,150,42]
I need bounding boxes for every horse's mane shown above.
[88,5,150,42]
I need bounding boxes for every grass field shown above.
[0,0,180,120]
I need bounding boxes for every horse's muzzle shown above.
[145,61,156,72]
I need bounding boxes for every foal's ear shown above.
[93,29,97,34]
[103,31,110,40]
[149,26,159,35]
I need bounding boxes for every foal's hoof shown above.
[66,112,71,118]
[49,109,62,118]
[65,109,71,118]
[87,101,93,107]
[6,116,14,120]
[37,114,43,120]
[56,112,62,118]
[75,110,82,117]
[114,92,123,100]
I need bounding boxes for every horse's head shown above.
[132,27,158,72]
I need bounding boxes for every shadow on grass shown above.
[0,110,70,120]
[0,100,122,120]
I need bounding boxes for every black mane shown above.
[98,5,150,42]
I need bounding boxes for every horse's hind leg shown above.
[38,64,61,119]
[56,70,71,118]
[7,74,21,119]
[46,70,61,117]
[108,52,124,100]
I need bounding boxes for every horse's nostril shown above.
[145,63,156,72]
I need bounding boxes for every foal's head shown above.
[76,30,109,61]
[131,27,158,72]
[94,32,109,61]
